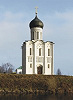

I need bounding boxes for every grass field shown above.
[0,74,73,95]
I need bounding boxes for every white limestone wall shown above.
[26,41,33,74]
[34,40,44,74]
[22,40,54,75]
[16,69,22,74]
[31,27,43,40]
[44,42,52,75]
[50,43,54,75]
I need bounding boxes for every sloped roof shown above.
[17,66,22,69]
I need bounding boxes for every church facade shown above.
[22,12,54,75]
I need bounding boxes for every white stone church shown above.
[22,11,54,75]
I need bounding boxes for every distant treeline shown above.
[0,74,73,95]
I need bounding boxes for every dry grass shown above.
[0,74,73,94]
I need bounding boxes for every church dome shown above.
[29,15,44,29]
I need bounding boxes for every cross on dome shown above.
[35,7,38,15]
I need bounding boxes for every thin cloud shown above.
[1,11,25,22]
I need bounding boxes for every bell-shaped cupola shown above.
[29,10,44,40]
[29,15,44,29]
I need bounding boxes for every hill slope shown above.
[0,74,73,95]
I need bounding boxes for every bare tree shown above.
[0,66,5,73]
[0,63,14,73]
[56,68,61,75]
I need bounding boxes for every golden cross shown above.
[35,7,38,15]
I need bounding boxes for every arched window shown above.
[48,64,50,68]
[39,48,41,56]
[30,48,32,55]
[48,49,50,56]
[30,64,32,68]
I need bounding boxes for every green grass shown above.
[0,74,73,95]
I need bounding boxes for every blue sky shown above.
[0,0,73,75]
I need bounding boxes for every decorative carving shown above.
[47,57,51,63]
[28,56,32,62]
[36,56,43,62]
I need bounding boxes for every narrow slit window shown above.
[39,48,41,56]
[48,49,50,56]
[48,64,50,68]
[37,32,39,39]
[30,64,32,68]
[30,48,32,55]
